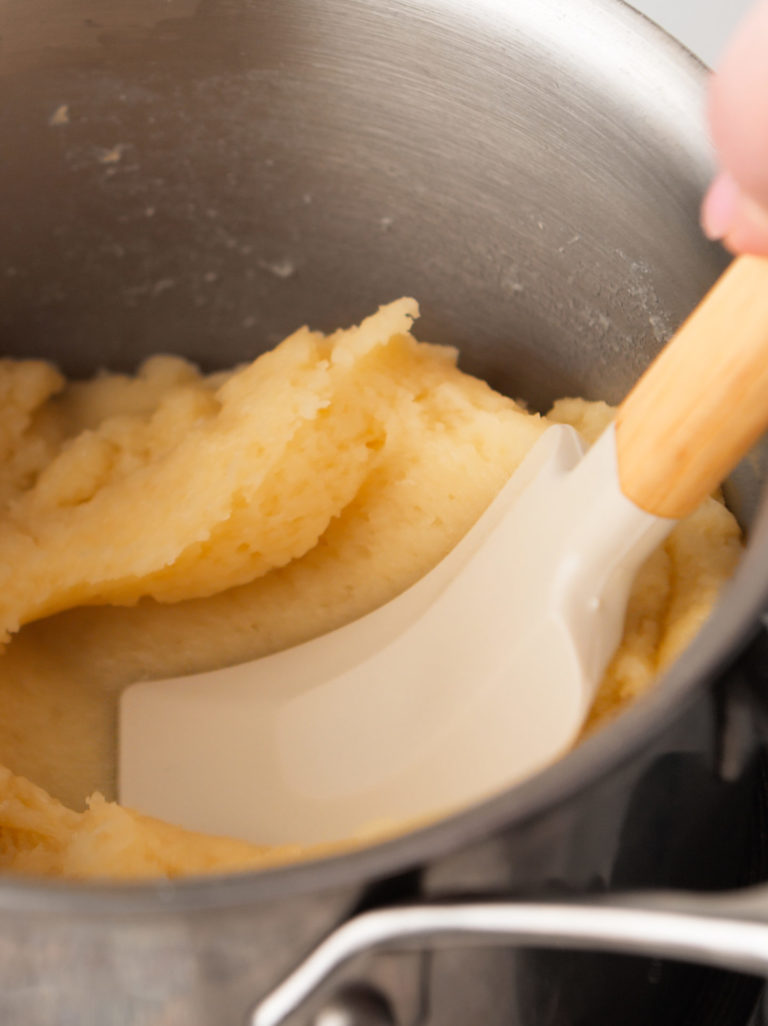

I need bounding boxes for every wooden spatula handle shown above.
[615,255,768,519]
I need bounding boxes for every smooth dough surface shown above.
[0,302,743,878]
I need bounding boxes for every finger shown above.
[702,172,768,256]
[703,0,768,251]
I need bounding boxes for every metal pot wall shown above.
[2,0,768,1024]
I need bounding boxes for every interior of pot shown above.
[0,0,765,890]
[0,0,729,397]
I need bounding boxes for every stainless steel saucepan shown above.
[2,1,768,1024]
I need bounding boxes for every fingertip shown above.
[701,172,739,241]
[720,223,768,259]
[701,173,768,256]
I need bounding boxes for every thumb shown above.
[702,0,768,255]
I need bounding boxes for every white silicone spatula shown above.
[120,256,768,847]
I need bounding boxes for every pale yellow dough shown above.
[0,301,743,878]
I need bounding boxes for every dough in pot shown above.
[0,301,743,878]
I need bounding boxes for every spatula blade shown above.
[120,424,671,845]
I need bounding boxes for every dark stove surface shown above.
[422,734,768,1026]
[748,986,768,1026]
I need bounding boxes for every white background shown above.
[629,0,755,67]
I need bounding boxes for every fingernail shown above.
[701,171,740,240]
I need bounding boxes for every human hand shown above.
[702,0,768,255]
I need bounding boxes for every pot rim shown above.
[0,0,760,916]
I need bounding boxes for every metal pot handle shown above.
[251,885,768,1026]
